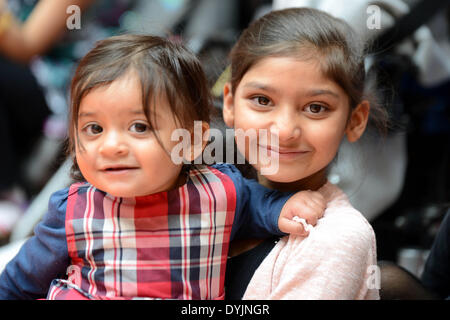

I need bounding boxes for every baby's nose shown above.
[99,131,129,157]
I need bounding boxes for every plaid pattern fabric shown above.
[47,280,93,300]
[48,165,236,300]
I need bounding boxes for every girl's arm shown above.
[0,189,70,299]
[0,0,94,63]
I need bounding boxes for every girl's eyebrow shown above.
[242,81,277,94]
[242,82,339,99]
[305,89,340,99]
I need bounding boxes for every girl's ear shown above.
[345,100,370,143]
[222,82,235,128]
[185,121,210,162]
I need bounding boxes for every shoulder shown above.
[313,183,376,252]
[45,187,70,224]
[50,182,91,198]
[32,186,75,242]
[47,183,91,218]
[320,209,375,253]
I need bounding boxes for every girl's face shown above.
[223,56,368,191]
[75,72,184,197]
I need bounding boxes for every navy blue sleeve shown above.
[421,210,450,299]
[212,163,294,240]
[0,188,70,300]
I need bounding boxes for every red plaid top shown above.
[42,164,289,300]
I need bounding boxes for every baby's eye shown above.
[252,95,272,107]
[305,103,328,114]
[129,122,149,133]
[83,124,103,135]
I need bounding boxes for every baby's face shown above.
[75,72,183,197]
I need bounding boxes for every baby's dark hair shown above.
[68,34,212,181]
[229,7,388,133]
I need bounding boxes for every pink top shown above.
[243,182,380,300]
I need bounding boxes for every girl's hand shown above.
[278,190,326,236]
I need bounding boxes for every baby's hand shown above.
[278,190,326,236]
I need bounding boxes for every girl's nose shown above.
[270,110,301,142]
[99,131,129,157]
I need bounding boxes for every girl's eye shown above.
[130,122,149,133]
[252,96,272,107]
[83,124,103,135]
[305,103,327,114]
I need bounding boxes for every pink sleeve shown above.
[243,204,380,300]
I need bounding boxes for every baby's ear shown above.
[222,82,235,128]
[346,100,370,143]
[184,121,210,162]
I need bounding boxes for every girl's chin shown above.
[257,170,305,184]
[262,175,302,184]
[256,164,328,188]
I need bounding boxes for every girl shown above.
[223,8,388,299]
[0,34,325,300]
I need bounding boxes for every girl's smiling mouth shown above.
[258,144,310,160]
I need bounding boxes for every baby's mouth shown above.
[101,165,139,172]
